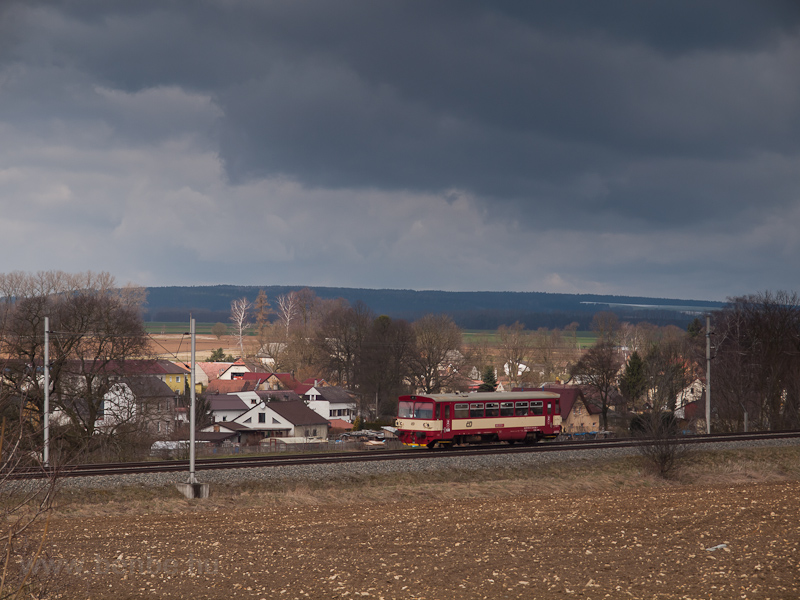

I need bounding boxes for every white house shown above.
[299,385,357,422]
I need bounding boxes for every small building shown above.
[208,394,249,423]
[300,385,358,423]
[543,384,601,433]
[201,399,329,444]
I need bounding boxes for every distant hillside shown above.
[143,286,725,330]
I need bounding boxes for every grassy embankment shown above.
[49,444,800,516]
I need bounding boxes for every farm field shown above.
[146,325,598,362]
[31,446,800,599]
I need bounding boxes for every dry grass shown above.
[45,444,800,519]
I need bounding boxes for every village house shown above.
[200,399,329,444]
[543,384,602,433]
[297,383,358,422]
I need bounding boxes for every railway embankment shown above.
[55,434,800,491]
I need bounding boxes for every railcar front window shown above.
[415,403,434,419]
[398,401,414,418]
[469,403,484,418]
[515,402,529,416]
[500,402,514,416]
[454,403,469,419]
[485,403,499,417]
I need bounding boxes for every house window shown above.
[222,416,227,421]
[258,413,266,423]
[176,376,181,383]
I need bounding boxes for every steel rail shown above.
[8,429,800,480]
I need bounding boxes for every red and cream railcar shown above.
[395,391,561,448]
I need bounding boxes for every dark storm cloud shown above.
[1,0,799,297]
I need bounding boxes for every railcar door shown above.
[443,404,451,435]
[545,401,552,428]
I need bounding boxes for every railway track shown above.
[9,429,800,480]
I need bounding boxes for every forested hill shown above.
[143,286,725,330]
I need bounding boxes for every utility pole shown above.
[188,317,197,484]
[705,314,712,434]
[176,317,209,499]
[43,317,50,467]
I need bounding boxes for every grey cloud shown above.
[1,0,799,298]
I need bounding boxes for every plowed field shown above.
[37,480,800,599]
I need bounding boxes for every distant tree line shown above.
[143,285,721,330]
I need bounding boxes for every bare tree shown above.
[569,341,622,431]
[230,297,252,358]
[643,335,691,413]
[276,292,299,338]
[632,411,691,479]
[359,315,414,418]
[497,322,532,386]
[408,314,463,394]
[314,300,374,389]
[711,291,800,431]
[591,311,621,344]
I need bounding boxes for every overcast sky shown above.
[1,1,799,302]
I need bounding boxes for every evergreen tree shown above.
[477,365,498,392]
[687,317,703,338]
[619,351,647,412]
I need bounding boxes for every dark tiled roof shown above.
[314,386,356,404]
[268,400,329,426]
[207,394,249,412]
[255,390,301,402]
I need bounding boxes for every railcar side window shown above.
[485,402,499,417]
[531,401,544,415]
[469,403,484,418]
[454,403,469,419]
[515,402,529,415]
[500,402,514,416]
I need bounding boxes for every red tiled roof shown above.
[197,362,233,380]
[542,384,601,417]
[207,379,259,394]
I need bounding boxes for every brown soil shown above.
[33,478,800,599]
[148,334,243,362]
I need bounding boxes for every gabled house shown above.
[301,385,358,422]
[200,399,329,444]
[235,390,302,408]
[195,362,233,387]
[206,379,260,395]
[542,384,602,433]
[208,394,249,423]
[217,359,252,380]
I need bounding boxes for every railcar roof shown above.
[402,391,560,403]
